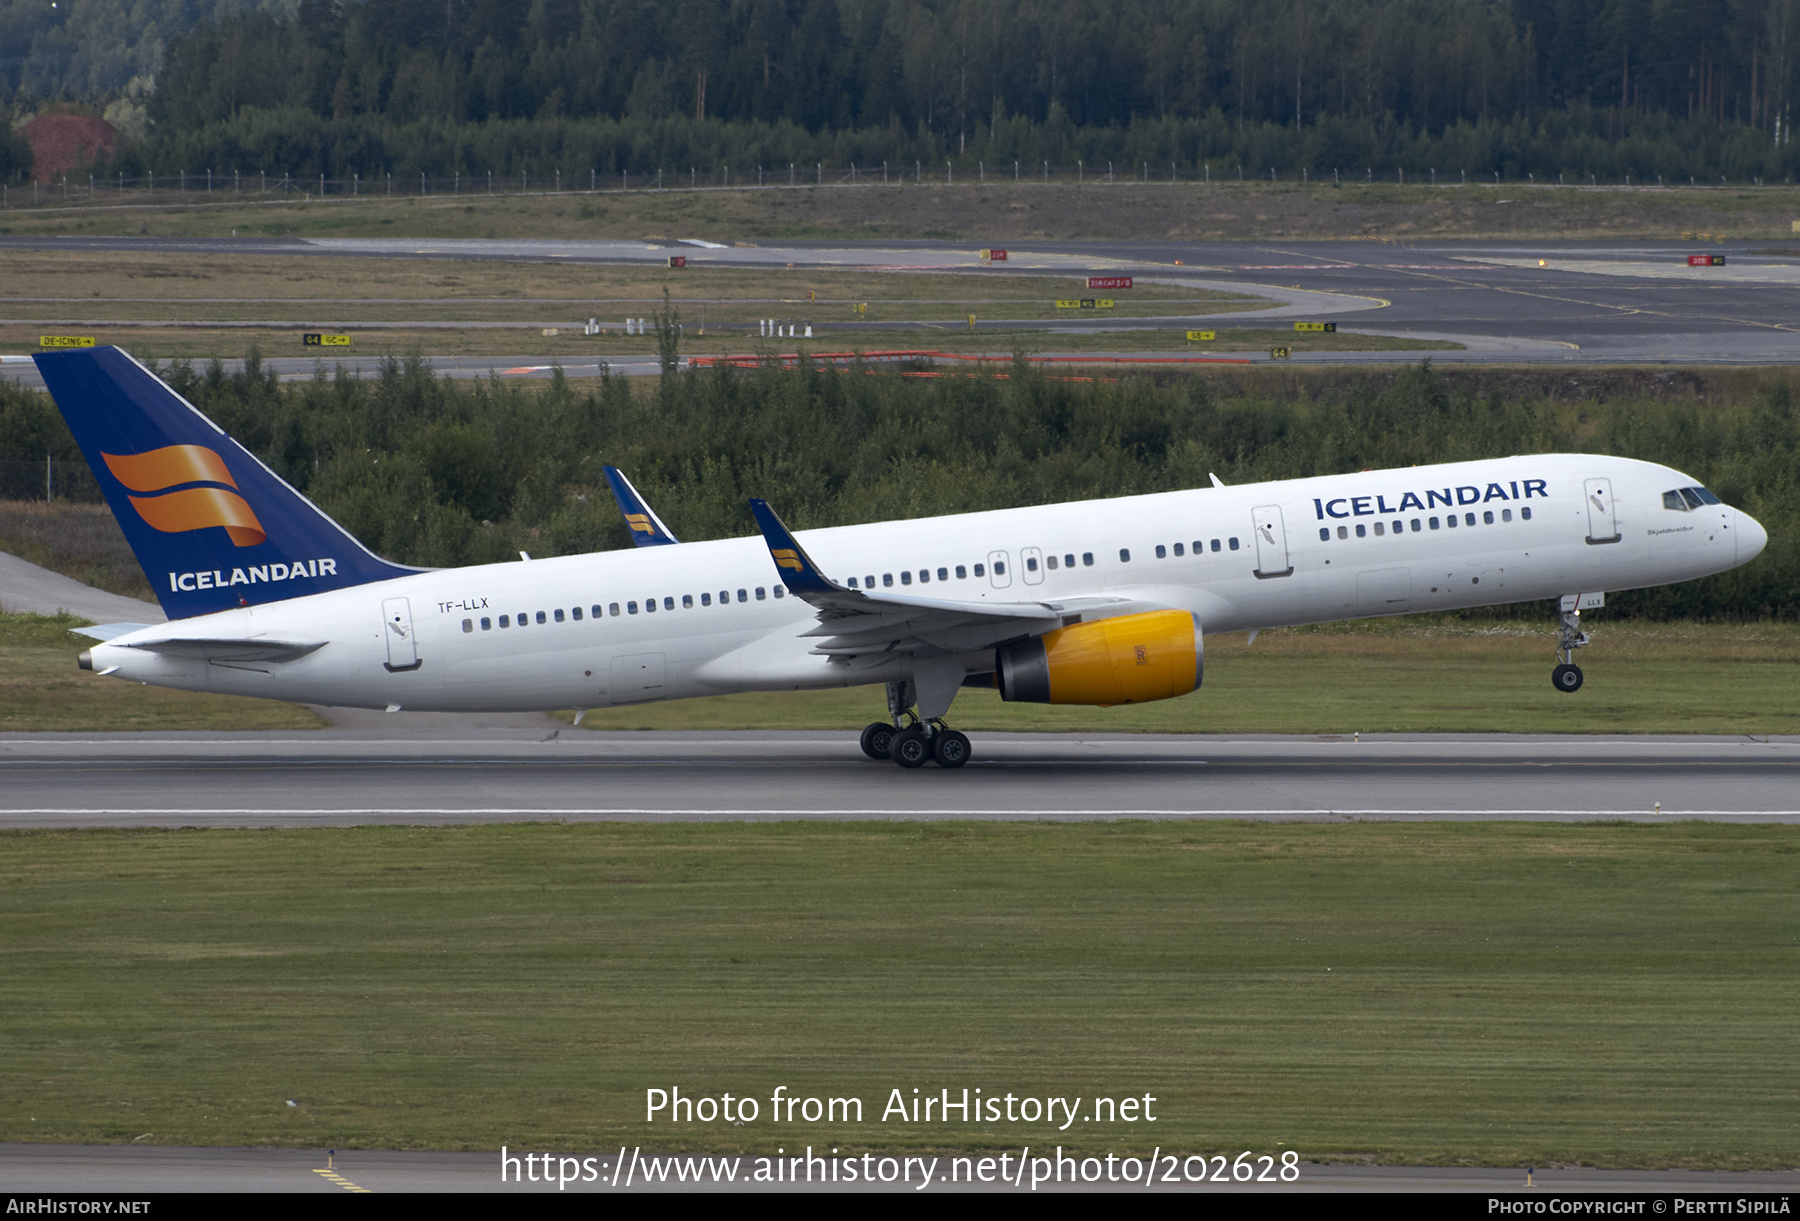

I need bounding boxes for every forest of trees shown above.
[7,0,1800,182]
[2,357,1794,620]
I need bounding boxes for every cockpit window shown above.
[1664,486,1723,511]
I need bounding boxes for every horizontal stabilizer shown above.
[119,636,327,663]
[69,622,152,641]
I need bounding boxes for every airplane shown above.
[35,346,1770,768]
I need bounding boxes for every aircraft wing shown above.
[748,499,1128,656]
[604,466,680,546]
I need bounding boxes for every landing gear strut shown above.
[1552,604,1591,693]
[858,680,973,768]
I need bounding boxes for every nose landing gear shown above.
[1551,599,1593,693]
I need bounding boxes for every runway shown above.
[2,730,1795,827]
[6,236,1800,389]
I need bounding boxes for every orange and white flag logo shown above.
[102,445,267,547]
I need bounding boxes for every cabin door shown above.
[1251,505,1294,578]
[382,597,422,672]
[1584,478,1621,544]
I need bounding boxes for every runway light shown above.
[1538,259,1547,266]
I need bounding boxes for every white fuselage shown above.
[86,454,1765,712]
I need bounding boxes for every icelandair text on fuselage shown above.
[167,557,338,592]
[1314,478,1550,520]
[647,1086,1154,1130]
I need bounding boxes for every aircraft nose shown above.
[1736,508,1769,564]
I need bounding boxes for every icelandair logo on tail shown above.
[169,558,339,593]
[771,548,805,573]
[103,444,266,546]
[624,513,657,536]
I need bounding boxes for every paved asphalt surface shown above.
[5,235,1800,390]
[3,730,1795,827]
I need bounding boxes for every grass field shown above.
[2,820,1795,1164]
[3,180,1798,242]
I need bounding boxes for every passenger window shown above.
[974,563,985,577]
[663,597,674,610]
[937,567,948,581]
[554,609,565,622]
[955,565,967,578]
[919,569,930,583]
[683,594,694,608]
[518,610,529,624]
[532,610,544,624]
[645,599,655,613]
[462,618,473,633]
[1337,525,1347,539]
[1228,538,1240,551]
[847,577,858,588]
[1192,541,1204,554]
[628,601,638,614]
[1047,555,1059,570]
[1411,519,1421,532]
[737,589,748,602]
[701,593,712,606]
[609,602,621,616]
[1173,543,1184,557]
[1355,524,1367,538]
[1429,517,1440,530]
[1392,521,1402,534]
[500,614,511,627]
[1154,545,1166,559]
[481,617,492,630]
[1210,539,1221,553]
[900,571,912,585]
[1083,553,1094,566]
[1446,515,1458,528]
[572,607,583,621]
[755,587,766,600]
[1064,554,1075,567]
[1374,522,1385,536]
[1119,549,1131,562]
[1024,557,1037,572]
[1483,511,1494,525]
[883,574,894,587]
[1319,528,1331,541]
[1502,509,1512,522]
[1521,507,1532,521]
[773,587,784,599]
[1465,512,1476,527]
[995,561,1006,574]
[865,574,876,587]
[720,591,730,604]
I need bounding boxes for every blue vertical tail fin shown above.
[34,346,420,619]
[603,465,681,546]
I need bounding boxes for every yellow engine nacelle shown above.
[996,610,1203,706]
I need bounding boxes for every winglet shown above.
[604,466,680,546]
[748,499,844,601]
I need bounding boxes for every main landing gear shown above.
[858,680,972,769]
[1552,602,1592,693]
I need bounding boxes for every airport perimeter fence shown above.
[3,162,1792,210]
[0,458,102,504]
